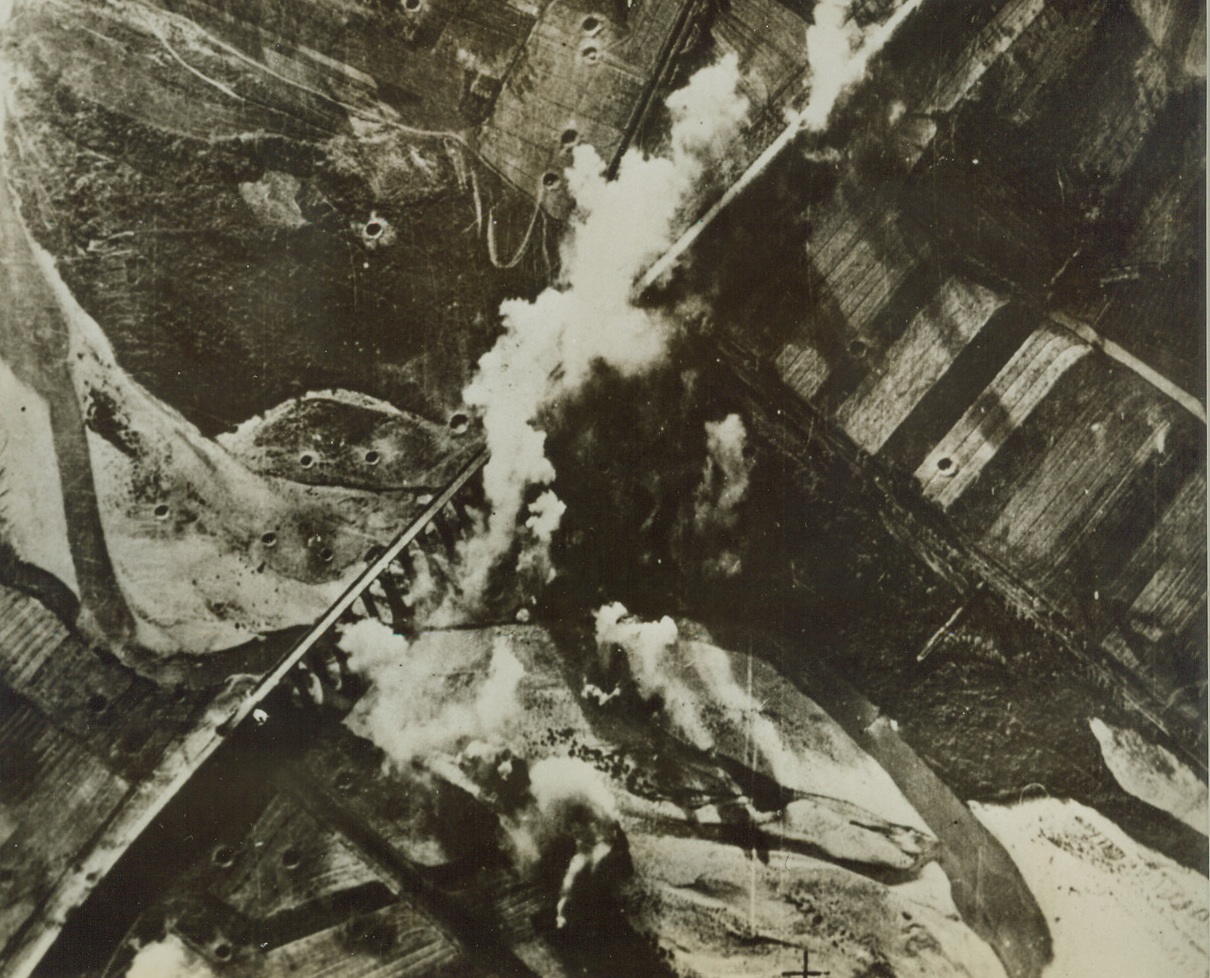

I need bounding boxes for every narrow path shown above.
[0,150,135,642]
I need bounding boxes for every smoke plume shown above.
[799,0,926,131]
[517,489,567,585]
[124,936,215,978]
[338,619,525,767]
[402,546,440,620]
[594,602,713,750]
[455,55,750,604]
[524,757,623,930]
[594,605,828,791]
[636,0,924,291]
[693,413,753,576]
[451,747,626,932]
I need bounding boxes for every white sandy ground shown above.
[628,834,1005,978]
[15,218,430,654]
[1089,717,1209,836]
[972,798,1209,978]
[0,357,78,594]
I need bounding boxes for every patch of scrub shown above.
[237,171,308,229]
[1089,717,1208,835]
[972,798,1209,978]
[218,389,466,491]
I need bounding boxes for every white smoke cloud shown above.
[339,616,408,673]
[594,602,678,683]
[693,413,753,576]
[690,639,807,788]
[581,680,621,706]
[697,414,752,521]
[526,490,567,543]
[526,757,622,929]
[403,546,440,619]
[638,0,924,292]
[592,605,832,793]
[594,602,713,750]
[124,935,216,978]
[449,741,625,932]
[529,755,619,822]
[455,55,751,605]
[799,0,926,132]
[516,489,567,586]
[338,620,526,767]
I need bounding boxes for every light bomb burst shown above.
[594,602,826,790]
[594,602,716,750]
[518,756,623,930]
[638,0,926,291]
[797,0,925,131]
[123,935,216,978]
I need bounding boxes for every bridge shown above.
[0,450,488,978]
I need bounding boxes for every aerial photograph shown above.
[0,0,1205,976]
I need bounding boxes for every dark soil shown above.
[7,16,547,438]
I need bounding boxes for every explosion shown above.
[453,54,752,606]
[338,619,526,768]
